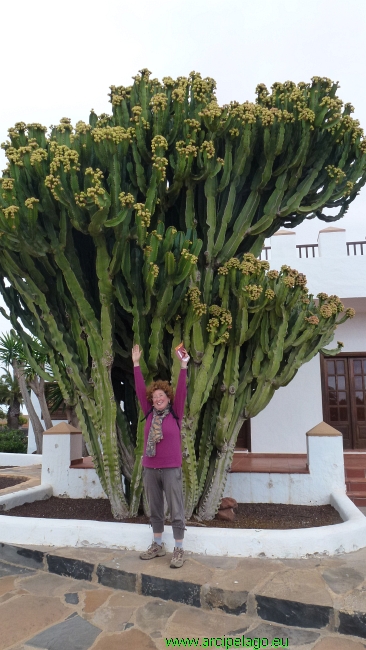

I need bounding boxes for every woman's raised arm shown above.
[132,345,150,415]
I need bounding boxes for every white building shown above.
[251,226,366,454]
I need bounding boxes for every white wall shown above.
[291,255,366,299]
[0,452,42,466]
[331,310,366,353]
[270,228,366,299]
[227,432,345,504]
[251,356,323,453]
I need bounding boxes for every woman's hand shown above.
[175,346,190,369]
[132,344,142,366]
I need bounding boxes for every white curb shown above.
[0,489,365,558]
[0,484,53,511]
[0,453,42,467]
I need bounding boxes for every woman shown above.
[132,343,189,569]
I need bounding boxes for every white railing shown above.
[259,241,366,260]
[297,244,318,258]
[347,241,366,256]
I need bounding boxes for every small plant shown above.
[0,428,28,453]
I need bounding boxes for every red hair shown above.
[146,380,174,405]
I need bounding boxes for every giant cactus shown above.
[180,257,354,519]
[0,71,364,519]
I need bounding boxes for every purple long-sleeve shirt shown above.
[134,366,187,468]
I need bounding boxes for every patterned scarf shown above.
[145,405,171,458]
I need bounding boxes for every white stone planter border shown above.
[0,488,365,558]
[0,484,52,511]
[1,421,364,558]
[0,453,42,466]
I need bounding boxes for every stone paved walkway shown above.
[1,543,366,649]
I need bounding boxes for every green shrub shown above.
[0,429,28,453]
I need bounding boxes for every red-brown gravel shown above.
[1,497,343,529]
[0,476,27,489]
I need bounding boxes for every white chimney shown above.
[270,229,297,261]
[318,227,346,258]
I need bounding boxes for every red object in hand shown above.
[175,342,189,362]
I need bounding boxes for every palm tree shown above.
[0,370,23,429]
[0,331,53,452]
[0,331,86,453]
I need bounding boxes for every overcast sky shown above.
[0,0,365,334]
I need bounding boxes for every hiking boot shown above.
[170,546,184,568]
[139,541,166,560]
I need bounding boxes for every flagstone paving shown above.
[0,545,365,648]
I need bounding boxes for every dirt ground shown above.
[1,496,343,529]
[0,476,27,489]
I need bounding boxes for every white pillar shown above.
[318,226,346,258]
[41,422,82,495]
[306,421,346,499]
[41,422,106,498]
[270,229,297,262]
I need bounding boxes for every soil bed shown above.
[0,476,27,489]
[2,497,343,529]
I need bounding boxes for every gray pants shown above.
[143,467,185,540]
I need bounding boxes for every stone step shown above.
[346,478,366,493]
[345,468,366,479]
[353,498,366,507]
[351,498,366,508]
[348,492,366,507]
[2,542,366,641]
[1,560,366,650]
